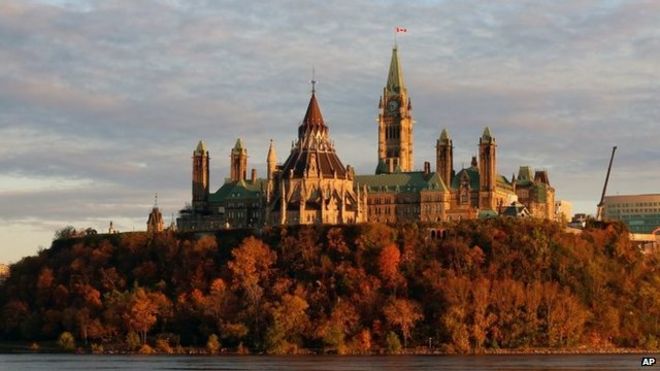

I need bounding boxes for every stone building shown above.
[177,45,557,230]
[266,85,366,225]
[147,196,164,233]
[177,139,266,231]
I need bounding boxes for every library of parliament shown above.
[176,46,556,231]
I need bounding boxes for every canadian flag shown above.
[395,27,407,33]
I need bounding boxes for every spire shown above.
[303,92,325,127]
[298,82,327,139]
[233,138,244,151]
[439,128,451,144]
[195,140,207,154]
[482,127,493,140]
[386,46,405,95]
[267,139,277,163]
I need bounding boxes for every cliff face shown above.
[1,219,658,354]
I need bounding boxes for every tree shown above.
[207,334,221,354]
[229,237,277,345]
[58,331,76,351]
[383,298,423,348]
[265,294,309,354]
[385,331,402,354]
[124,287,160,344]
[54,226,77,240]
[378,244,401,292]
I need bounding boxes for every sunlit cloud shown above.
[1,0,658,262]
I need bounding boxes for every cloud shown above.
[1,0,659,262]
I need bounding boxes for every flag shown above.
[396,27,407,33]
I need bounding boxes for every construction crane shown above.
[596,146,617,221]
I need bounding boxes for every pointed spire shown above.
[482,127,493,139]
[298,81,327,139]
[303,92,325,127]
[267,139,277,162]
[386,46,405,95]
[195,140,207,154]
[439,129,450,142]
[233,138,244,150]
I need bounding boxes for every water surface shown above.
[0,354,656,370]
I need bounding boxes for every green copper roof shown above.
[451,167,480,190]
[357,171,448,193]
[386,46,405,95]
[439,129,450,143]
[375,159,388,175]
[233,138,244,151]
[496,174,514,191]
[482,126,492,139]
[195,140,207,154]
[517,166,534,186]
[209,178,266,203]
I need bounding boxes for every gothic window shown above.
[460,178,470,204]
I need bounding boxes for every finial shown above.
[154,193,158,207]
[311,66,317,94]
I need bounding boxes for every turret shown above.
[267,139,277,180]
[192,140,209,211]
[436,129,453,187]
[230,138,248,182]
[147,194,164,233]
[478,127,497,209]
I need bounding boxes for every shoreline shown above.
[0,343,654,356]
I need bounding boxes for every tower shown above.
[478,127,497,210]
[147,194,164,233]
[267,139,277,180]
[230,138,247,182]
[266,139,277,203]
[192,140,209,211]
[436,129,453,187]
[377,45,413,173]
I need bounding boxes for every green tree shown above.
[57,331,76,351]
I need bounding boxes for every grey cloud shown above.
[1,0,659,261]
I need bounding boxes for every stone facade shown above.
[266,88,366,225]
[177,45,557,231]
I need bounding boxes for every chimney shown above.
[251,168,256,183]
[424,161,431,175]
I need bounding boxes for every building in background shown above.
[555,200,573,223]
[147,194,165,233]
[603,194,660,234]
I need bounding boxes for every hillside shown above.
[1,219,658,354]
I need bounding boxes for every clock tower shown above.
[377,45,413,173]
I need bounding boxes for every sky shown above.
[1,0,659,263]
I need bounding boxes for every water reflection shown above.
[0,354,654,371]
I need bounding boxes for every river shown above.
[0,354,656,370]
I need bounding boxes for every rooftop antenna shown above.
[311,66,317,94]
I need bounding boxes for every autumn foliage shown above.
[0,218,658,354]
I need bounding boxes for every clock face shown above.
[388,100,399,112]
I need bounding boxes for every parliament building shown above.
[177,46,555,230]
